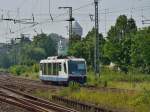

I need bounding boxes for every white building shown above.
[72,21,83,37]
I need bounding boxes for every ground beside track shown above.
[0,74,63,112]
[0,102,30,112]
[0,72,150,112]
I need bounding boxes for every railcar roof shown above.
[40,57,85,63]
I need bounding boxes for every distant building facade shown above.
[72,21,83,38]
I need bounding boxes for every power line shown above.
[32,5,150,17]
[11,1,95,35]
[30,1,97,28]
[48,0,53,21]
[0,18,66,37]
[0,1,150,41]
[53,2,94,20]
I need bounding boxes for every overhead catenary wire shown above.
[53,1,95,20]
[32,5,150,18]
[0,0,150,40]
[0,1,96,37]
[0,18,67,37]
[48,0,53,21]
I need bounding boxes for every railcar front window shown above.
[68,61,86,75]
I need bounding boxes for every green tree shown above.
[33,33,57,57]
[68,28,105,68]
[0,53,12,68]
[131,27,150,73]
[104,15,137,72]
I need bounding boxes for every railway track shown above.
[0,74,61,93]
[0,72,134,112]
[0,73,137,94]
[0,87,131,112]
[51,95,131,112]
[0,86,78,112]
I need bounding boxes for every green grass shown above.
[6,65,150,111]
[108,81,150,90]
[0,68,8,72]
[59,87,150,112]
[87,68,150,90]
[9,64,39,80]
[58,68,150,112]
[88,67,150,82]
[20,72,39,80]
[32,89,52,100]
[69,89,134,110]
[31,81,150,112]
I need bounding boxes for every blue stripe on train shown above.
[40,75,68,82]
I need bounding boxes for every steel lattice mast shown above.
[94,0,100,76]
[58,7,74,40]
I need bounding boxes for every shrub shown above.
[134,89,150,105]
[69,81,80,92]
[59,82,81,97]
[9,65,30,76]
[131,89,150,112]
[32,64,39,73]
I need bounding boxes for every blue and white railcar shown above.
[39,56,87,84]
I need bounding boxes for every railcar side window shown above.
[53,63,57,75]
[43,63,46,75]
[40,63,44,74]
[48,63,52,75]
[64,63,67,73]
[46,63,48,75]
[40,64,42,70]
[58,63,61,71]
[52,63,61,75]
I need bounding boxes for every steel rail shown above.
[0,94,49,112]
[0,86,78,112]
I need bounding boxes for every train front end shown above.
[68,59,87,84]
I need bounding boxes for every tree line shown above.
[0,33,59,68]
[69,15,150,74]
[0,15,150,74]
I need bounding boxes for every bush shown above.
[59,82,80,97]
[69,81,80,92]
[131,89,150,112]
[9,65,30,76]
[134,89,150,105]
[86,67,150,89]
[32,64,39,73]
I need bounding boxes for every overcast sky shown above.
[0,0,150,43]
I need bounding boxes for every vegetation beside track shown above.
[1,64,150,112]
[87,68,150,91]
[58,80,150,112]
[33,89,52,100]
[60,88,150,112]
[2,66,150,112]
[28,68,150,112]
[8,64,39,80]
